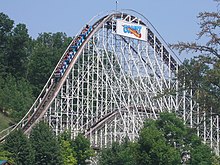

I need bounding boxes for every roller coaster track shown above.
[0,14,113,141]
[0,10,219,156]
[84,106,153,138]
[0,12,171,138]
[84,110,119,137]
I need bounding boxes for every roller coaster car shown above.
[54,68,64,81]
[54,71,61,82]
[80,25,92,38]
[70,45,78,51]
[53,25,93,81]
[61,62,67,69]
[64,57,70,65]
[69,51,74,59]
[54,71,61,78]
[53,57,70,80]
[80,33,86,38]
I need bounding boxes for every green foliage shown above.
[30,121,62,165]
[60,140,77,165]
[171,1,220,114]
[191,142,213,165]
[0,150,14,164]
[99,112,215,165]
[0,75,34,121]
[212,155,220,165]
[99,140,138,165]
[1,125,96,165]
[0,112,12,131]
[59,131,77,165]
[27,32,72,95]
[154,113,214,164]
[72,134,95,165]
[0,12,31,78]
[58,132,96,165]
[0,144,14,164]
[7,23,31,77]
[0,12,34,123]
[0,12,73,122]
[177,56,220,114]
[0,12,14,76]
[3,129,34,165]
[0,12,14,37]
[154,113,188,148]
[138,117,180,165]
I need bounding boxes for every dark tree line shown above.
[0,121,94,165]
[0,12,72,123]
[0,113,218,164]
[99,113,219,165]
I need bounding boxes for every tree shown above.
[171,0,220,114]
[72,134,94,165]
[137,118,180,165]
[29,121,62,165]
[0,144,15,164]
[0,13,35,125]
[172,0,220,58]
[0,13,31,78]
[3,129,34,165]
[27,32,72,95]
[144,113,214,164]
[0,12,14,76]
[0,150,14,164]
[99,112,215,164]
[190,139,214,165]
[154,113,188,149]
[6,23,31,78]
[177,56,220,114]
[0,74,34,121]
[99,140,138,165]
[58,131,77,165]
[0,12,13,41]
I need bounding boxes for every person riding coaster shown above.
[54,24,93,80]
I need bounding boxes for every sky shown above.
[0,0,218,60]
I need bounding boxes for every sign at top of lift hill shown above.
[116,19,147,41]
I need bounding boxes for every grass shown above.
[0,112,13,132]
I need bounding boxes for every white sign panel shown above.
[116,20,147,41]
